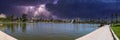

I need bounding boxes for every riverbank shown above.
[0,18,109,24]
[0,21,104,24]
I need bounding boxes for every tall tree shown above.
[112,13,119,23]
[7,14,14,21]
[22,14,27,22]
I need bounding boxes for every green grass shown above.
[111,24,120,39]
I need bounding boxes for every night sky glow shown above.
[0,0,120,19]
[16,4,57,19]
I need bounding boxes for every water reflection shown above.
[0,23,100,40]
[20,23,26,32]
[0,23,27,33]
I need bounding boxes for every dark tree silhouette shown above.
[111,13,119,23]
[22,14,27,22]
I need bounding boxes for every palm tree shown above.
[112,13,119,23]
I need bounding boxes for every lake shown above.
[0,22,100,40]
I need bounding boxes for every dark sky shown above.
[0,0,120,19]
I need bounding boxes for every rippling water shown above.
[0,22,100,40]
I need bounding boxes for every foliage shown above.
[21,14,27,22]
[112,24,120,39]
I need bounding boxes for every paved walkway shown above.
[76,25,114,40]
[0,31,17,40]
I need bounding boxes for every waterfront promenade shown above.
[76,25,116,40]
[0,31,17,40]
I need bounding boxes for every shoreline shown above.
[0,21,103,24]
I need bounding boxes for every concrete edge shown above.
[75,25,104,40]
[0,31,17,40]
[110,27,119,40]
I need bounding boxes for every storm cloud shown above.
[0,0,120,19]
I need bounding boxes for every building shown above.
[0,13,7,18]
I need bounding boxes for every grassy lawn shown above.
[111,24,120,39]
